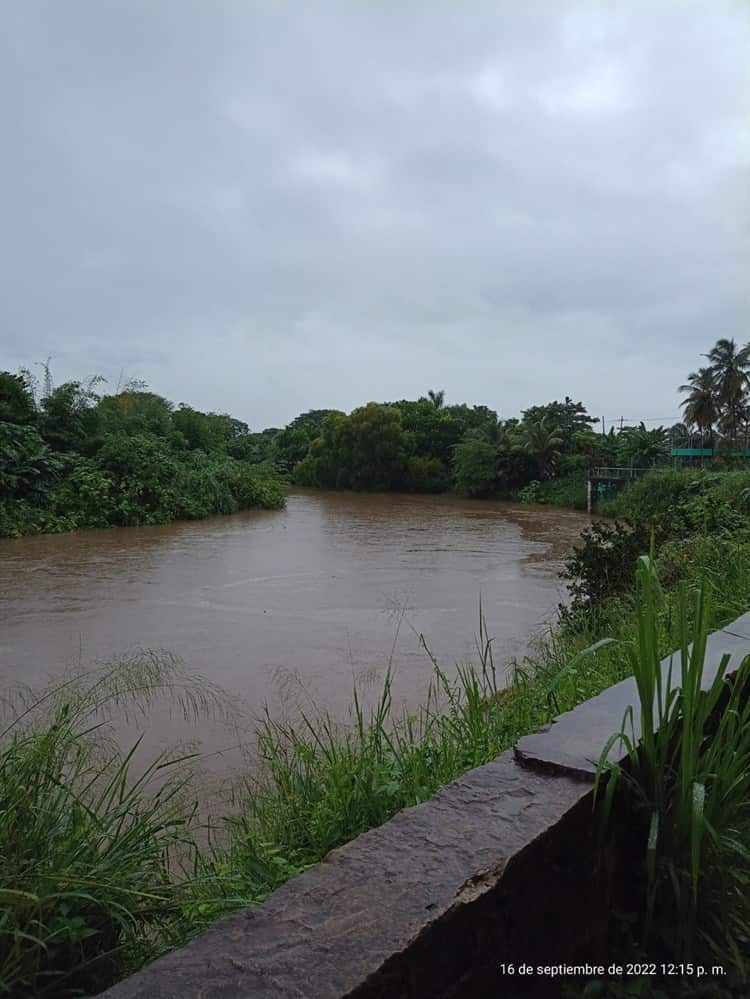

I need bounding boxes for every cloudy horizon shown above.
[2,1,748,431]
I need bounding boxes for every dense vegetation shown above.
[292,335,750,501]
[292,395,667,501]
[3,336,748,537]
[2,458,750,994]
[0,367,285,537]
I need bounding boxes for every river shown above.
[0,490,589,786]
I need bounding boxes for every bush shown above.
[517,474,587,509]
[602,470,750,541]
[0,372,287,538]
[0,441,286,537]
[0,422,62,502]
[47,458,117,528]
[227,460,286,510]
[401,455,450,493]
[562,520,649,611]
[517,479,542,503]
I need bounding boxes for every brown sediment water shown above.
[0,489,589,791]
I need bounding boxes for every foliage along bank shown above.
[292,396,673,502]
[3,333,749,535]
[284,336,750,503]
[0,370,285,538]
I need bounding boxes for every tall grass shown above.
[595,557,750,977]
[208,542,750,901]
[0,654,229,997]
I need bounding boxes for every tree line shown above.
[285,337,749,499]
[2,337,747,535]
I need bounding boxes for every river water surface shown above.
[1,490,589,779]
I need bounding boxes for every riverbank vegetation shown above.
[0,366,285,538]
[289,335,750,500]
[3,337,748,537]
[2,461,749,995]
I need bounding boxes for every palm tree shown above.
[513,416,563,480]
[678,367,718,441]
[705,338,750,442]
[427,389,445,410]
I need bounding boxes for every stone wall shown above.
[101,613,750,999]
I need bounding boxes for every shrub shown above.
[47,458,117,528]
[401,455,450,493]
[227,460,286,510]
[562,520,649,611]
[517,474,587,509]
[517,479,542,503]
[602,470,750,541]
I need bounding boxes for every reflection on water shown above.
[0,490,589,780]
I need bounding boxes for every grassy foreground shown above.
[2,475,750,995]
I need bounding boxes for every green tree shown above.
[0,422,62,500]
[47,457,117,528]
[618,423,670,467]
[387,399,466,470]
[39,380,103,453]
[705,338,750,442]
[513,416,564,480]
[95,433,181,525]
[452,438,498,496]
[427,388,445,410]
[336,404,413,490]
[295,404,413,491]
[272,427,312,470]
[443,403,499,439]
[401,455,450,493]
[273,410,339,472]
[559,427,618,474]
[96,391,174,438]
[0,372,37,425]
[679,368,718,440]
[233,427,281,464]
[521,398,596,452]
[171,405,233,452]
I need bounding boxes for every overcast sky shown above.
[1,2,748,430]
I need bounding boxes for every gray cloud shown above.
[1,0,748,428]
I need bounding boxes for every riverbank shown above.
[3,473,750,994]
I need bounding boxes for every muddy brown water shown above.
[0,490,589,799]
